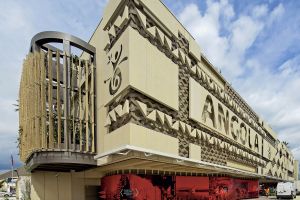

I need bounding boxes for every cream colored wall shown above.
[99,25,179,153]
[128,27,179,110]
[102,27,179,110]
[130,123,179,155]
[103,123,131,151]
[70,172,87,200]
[138,0,229,92]
[30,171,100,200]
[103,123,179,156]
[226,160,256,173]
[294,160,299,180]
[31,172,72,200]
[189,143,201,160]
[102,0,125,29]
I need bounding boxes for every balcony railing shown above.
[19,31,97,171]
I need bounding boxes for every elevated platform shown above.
[26,151,96,172]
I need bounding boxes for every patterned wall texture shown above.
[102,0,296,181]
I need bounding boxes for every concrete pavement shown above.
[247,195,300,199]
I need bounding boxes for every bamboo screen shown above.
[19,50,95,162]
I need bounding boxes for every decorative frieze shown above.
[105,99,130,127]
[129,98,264,167]
[104,0,263,136]
[101,0,294,179]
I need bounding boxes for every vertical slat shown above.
[24,57,27,158]
[63,52,67,149]
[36,52,41,149]
[34,53,37,148]
[24,56,28,157]
[85,60,89,152]
[90,58,95,153]
[26,57,29,157]
[40,52,47,149]
[71,56,76,150]
[20,45,97,159]
[24,56,27,157]
[63,41,71,150]
[63,52,69,149]
[78,60,82,151]
[19,65,22,159]
[34,52,40,149]
[26,55,30,153]
[33,54,36,149]
[48,50,54,148]
[26,56,30,156]
[29,54,34,152]
[56,51,62,148]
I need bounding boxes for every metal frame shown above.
[30,31,96,55]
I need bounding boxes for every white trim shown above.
[94,145,265,178]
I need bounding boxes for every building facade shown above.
[18,0,298,199]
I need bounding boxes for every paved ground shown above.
[248,195,300,200]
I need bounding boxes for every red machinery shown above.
[100,174,259,200]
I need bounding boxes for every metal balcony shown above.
[19,31,97,171]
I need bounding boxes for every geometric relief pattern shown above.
[131,99,265,167]
[178,62,191,158]
[189,64,263,137]
[104,1,272,172]
[105,5,130,51]
[105,0,267,144]
[105,100,130,130]
[262,143,294,180]
[131,5,266,160]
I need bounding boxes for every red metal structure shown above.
[100,174,259,200]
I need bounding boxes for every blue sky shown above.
[0,0,300,171]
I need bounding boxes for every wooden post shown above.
[71,56,76,150]
[56,51,62,148]
[34,52,40,149]
[29,54,34,152]
[85,60,89,152]
[40,52,47,149]
[79,60,82,151]
[90,58,95,153]
[48,50,54,148]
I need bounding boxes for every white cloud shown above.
[237,55,300,139]
[268,3,285,25]
[179,0,266,79]
[252,4,268,19]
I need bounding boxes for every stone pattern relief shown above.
[263,142,295,180]
[104,100,130,131]
[103,0,295,179]
[104,89,264,167]
[130,98,264,167]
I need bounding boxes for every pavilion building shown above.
[18,0,298,199]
